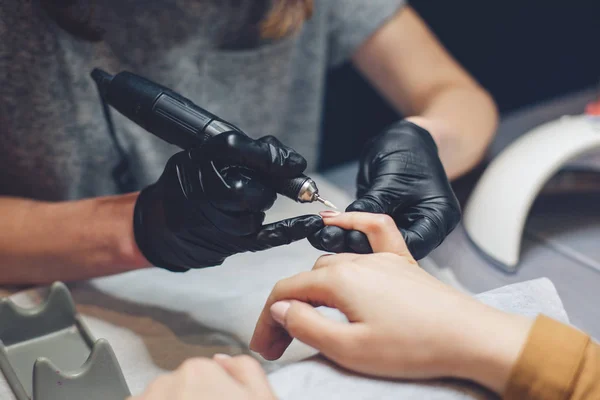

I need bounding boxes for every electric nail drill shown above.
[91,69,336,209]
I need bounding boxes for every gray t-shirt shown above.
[0,0,404,200]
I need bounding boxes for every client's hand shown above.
[250,212,533,395]
[129,355,276,400]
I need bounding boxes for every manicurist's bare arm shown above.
[0,194,150,285]
[352,6,499,179]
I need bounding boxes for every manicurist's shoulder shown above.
[316,0,406,68]
[319,0,406,17]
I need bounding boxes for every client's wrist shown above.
[454,305,533,394]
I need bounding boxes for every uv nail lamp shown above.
[464,114,600,272]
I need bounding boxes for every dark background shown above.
[319,0,600,170]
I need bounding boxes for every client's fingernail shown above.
[213,354,232,361]
[319,211,341,218]
[270,301,291,326]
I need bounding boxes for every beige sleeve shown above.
[504,315,600,400]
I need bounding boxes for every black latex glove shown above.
[310,120,460,260]
[134,132,324,272]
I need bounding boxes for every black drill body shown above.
[91,69,321,204]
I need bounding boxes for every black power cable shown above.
[93,76,139,193]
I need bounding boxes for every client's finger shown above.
[312,253,360,270]
[250,268,355,360]
[269,300,365,365]
[321,212,413,259]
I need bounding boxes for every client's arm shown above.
[504,315,600,400]
[251,212,600,399]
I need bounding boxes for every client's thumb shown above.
[270,301,350,355]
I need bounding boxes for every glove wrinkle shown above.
[253,215,324,251]
[347,230,372,254]
[258,136,307,176]
[308,225,347,253]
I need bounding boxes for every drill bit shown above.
[315,195,338,210]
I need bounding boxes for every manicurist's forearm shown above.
[0,193,150,285]
[352,6,499,180]
[406,84,498,179]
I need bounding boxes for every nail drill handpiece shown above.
[91,69,336,208]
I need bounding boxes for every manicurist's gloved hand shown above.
[310,120,460,260]
[134,132,324,272]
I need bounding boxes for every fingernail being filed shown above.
[319,211,341,218]
[270,301,291,326]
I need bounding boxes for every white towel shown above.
[268,278,568,400]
